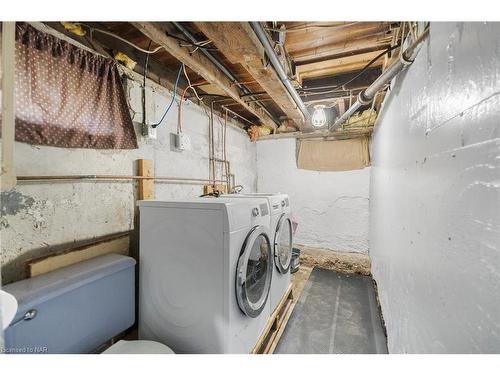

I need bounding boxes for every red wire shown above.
[178,86,190,132]
[178,82,205,132]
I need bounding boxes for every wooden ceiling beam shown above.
[295,44,390,67]
[296,51,385,82]
[301,67,382,90]
[195,22,308,131]
[130,22,277,129]
[285,25,391,52]
[301,87,366,104]
[290,34,393,62]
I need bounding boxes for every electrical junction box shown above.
[174,132,191,151]
[142,123,157,140]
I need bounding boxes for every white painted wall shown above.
[1,75,257,284]
[256,138,370,253]
[370,22,500,353]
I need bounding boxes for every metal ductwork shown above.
[249,22,311,123]
[171,22,279,126]
[331,27,430,131]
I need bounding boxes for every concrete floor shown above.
[276,267,387,354]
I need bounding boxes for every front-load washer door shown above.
[274,213,293,274]
[236,226,273,318]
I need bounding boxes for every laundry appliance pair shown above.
[137,194,293,353]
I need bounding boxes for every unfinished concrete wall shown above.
[370,22,500,353]
[256,138,370,253]
[0,75,257,284]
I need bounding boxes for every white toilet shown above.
[103,340,174,354]
[1,254,174,354]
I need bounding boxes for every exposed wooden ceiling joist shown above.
[289,34,393,63]
[256,127,373,141]
[301,88,365,104]
[296,50,386,82]
[295,44,390,67]
[284,22,391,53]
[299,68,384,105]
[301,67,382,90]
[130,22,278,129]
[195,22,307,131]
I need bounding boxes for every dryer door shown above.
[274,213,292,274]
[236,226,272,318]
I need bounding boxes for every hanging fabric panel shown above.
[13,22,138,149]
[297,137,370,171]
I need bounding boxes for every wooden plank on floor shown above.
[27,233,130,277]
[252,284,296,354]
[267,297,296,354]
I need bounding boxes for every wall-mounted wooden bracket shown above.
[137,159,154,200]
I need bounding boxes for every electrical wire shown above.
[75,23,166,54]
[264,22,358,33]
[150,63,183,128]
[297,43,401,95]
[165,31,218,51]
[177,86,189,133]
[177,82,205,132]
[75,23,217,55]
[182,64,203,102]
[182,39,213,54]
[230,80,257,87]
[177,66,205,132]
[179,39,211,48]
[298,43,401,93]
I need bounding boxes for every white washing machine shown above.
[137,197,273,353]
[222,193,293,313]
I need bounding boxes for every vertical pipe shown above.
[210,101,216,186]
[208,102,213,184]
[1,22,17,192]
[223,109,229,192]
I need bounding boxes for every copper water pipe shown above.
[17,175,226,184]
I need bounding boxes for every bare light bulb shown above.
[312,105,327,127]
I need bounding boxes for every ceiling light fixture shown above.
[312,105,327,127]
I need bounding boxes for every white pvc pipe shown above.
[332,28,430,131]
